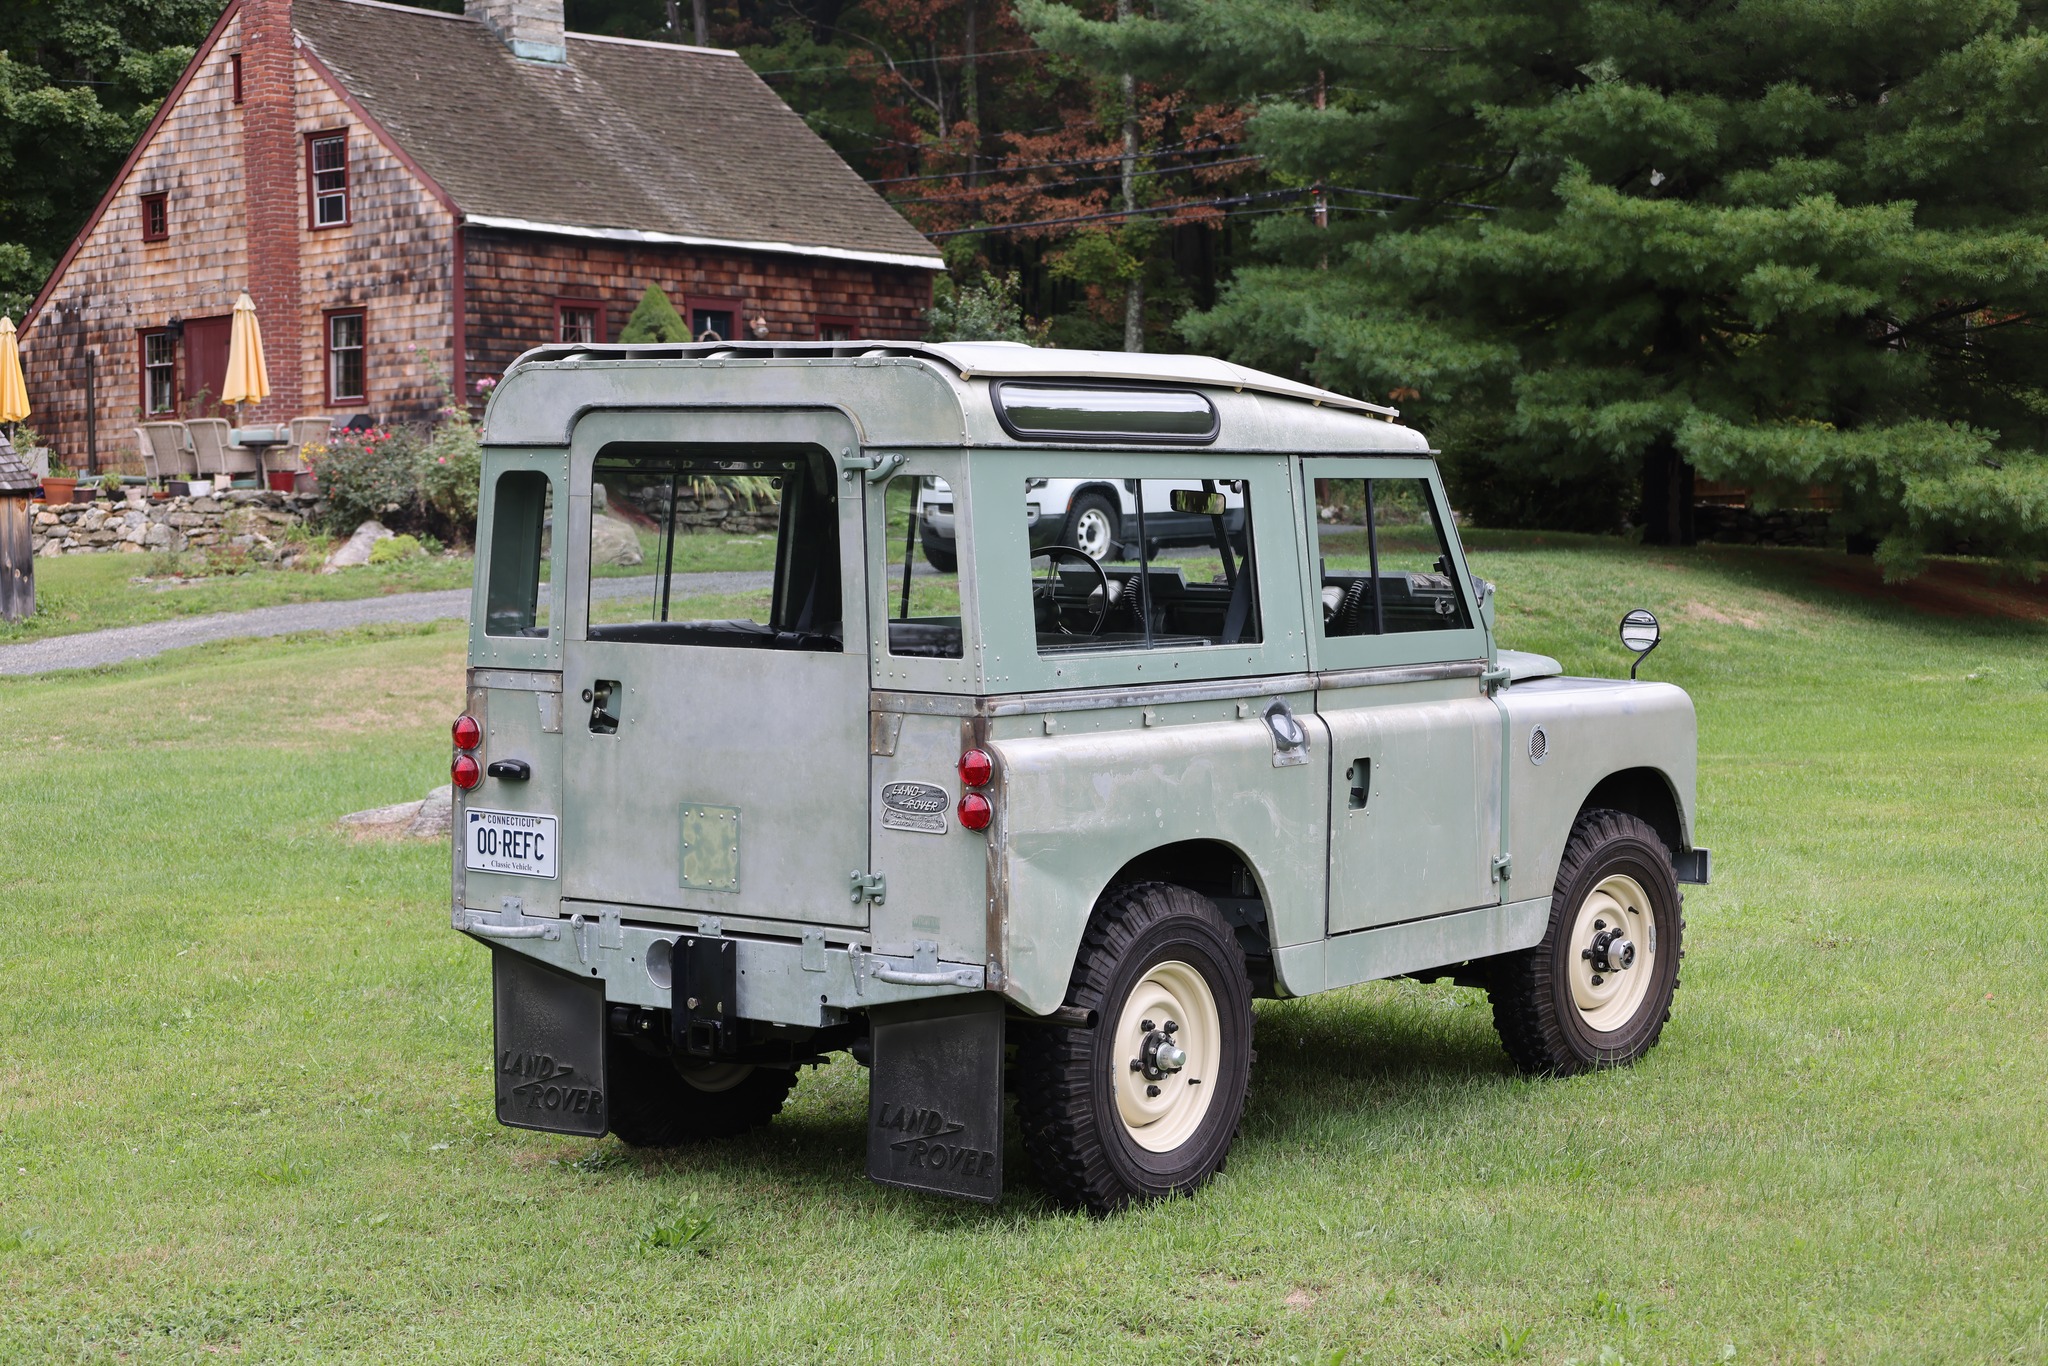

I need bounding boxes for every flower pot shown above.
[39,477,76,504]
[266,470,298,494]
[72,486,98,504]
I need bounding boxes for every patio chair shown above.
[186,418,260,484]
[277,416,335,474]
[135,422,197,481]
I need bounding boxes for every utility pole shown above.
[1117,0,1143,351]
[963,0,981,185]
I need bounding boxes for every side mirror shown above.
[1619,608,1660,679]
[1474,577,1495,628]
[1168,488,1226,516]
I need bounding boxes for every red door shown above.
[182,315,232,417]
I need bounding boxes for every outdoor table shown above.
[230,427,289,490]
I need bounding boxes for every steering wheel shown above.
[1032,545,1112,637]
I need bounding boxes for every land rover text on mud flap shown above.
[452,341,1708,1213]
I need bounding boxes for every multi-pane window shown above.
[556,303,601,343]
[1313,478,1470,637]
[141,193,168,242]
[142,331,177,415]
[1023,477,1260,655]
[816,317,857,341]
[690,307,735,342]
[326,311,366,403]
[308,133,349,227]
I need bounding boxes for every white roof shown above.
[920,343,1398,417]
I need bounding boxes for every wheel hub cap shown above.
[1566,875,1658,1034]
[1112,961,1220,1153]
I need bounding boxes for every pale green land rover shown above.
[451,341,1707,1213]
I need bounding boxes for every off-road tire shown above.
[1015,882,1255,1214]
[606,1045,797,1146]
[920,541,958,573]
[1488,809,1685,1076]
[1065,492,1122,563]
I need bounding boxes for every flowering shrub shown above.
[421,410,482,532]
[310,412,481,542]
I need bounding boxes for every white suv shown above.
[916,476,1246,571]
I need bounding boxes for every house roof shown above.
[0,437,39,498]
[294,0,941,269]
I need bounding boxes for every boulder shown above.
[406,785,453,839]
[590,512,644,567]
[323,520,393,572]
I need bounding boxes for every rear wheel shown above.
[1487,809,1684,1075]
[920,541,957,573]
[606,1045,796,1146]
[1016,882,1254,1214]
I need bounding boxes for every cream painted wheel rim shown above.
[1111,960,1220,1153]
[1568,874,1657,1033]
[1072,505,1115,561]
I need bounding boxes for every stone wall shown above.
[31,490,320,562]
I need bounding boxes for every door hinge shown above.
[1492,853,1513,882]
[1481,665,1512,693]
[849,870,887,906]
[835,451,905,484]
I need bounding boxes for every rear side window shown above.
[585,445,842,651]
[483,470,552,637]
[1027,477,1260,655]
[1315,477,1470,637]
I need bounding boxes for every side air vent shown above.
[1528,725,1549,765]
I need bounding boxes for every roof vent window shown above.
[991,383,1218,444]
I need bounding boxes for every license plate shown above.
[465,808,558,879]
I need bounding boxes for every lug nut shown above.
[1141,1020,1154,1032]
[1146,1085,1160,1098]
[1163,1021,1178,1035]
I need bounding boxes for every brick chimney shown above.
[466,0,567,63]
[240,0,303,423]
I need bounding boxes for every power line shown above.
[929,187,1309,238]
[755,45,1045,77]
[866,135,1247,185]
[888,154,1263,206]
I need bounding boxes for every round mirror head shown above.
[1619,608,1660,654]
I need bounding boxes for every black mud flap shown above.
[866,994,1005,1203]
[492,949,608,1137]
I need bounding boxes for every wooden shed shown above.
[0,437,37,622]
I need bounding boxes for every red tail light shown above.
[957,792,992,831]
[958,748,993,787]
[451,753,482,791]
[452,714,482,750]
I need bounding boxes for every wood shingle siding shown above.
[22,0,939,469]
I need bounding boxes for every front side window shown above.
[1314,477,1470,637]
[326,311,365,403]
[309,133,349,227]
[587,446,841,651]
[142,331,177,414]
[1026,477,1260,655]
[484,470,554,638]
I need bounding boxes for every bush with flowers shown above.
[305,403,482,543]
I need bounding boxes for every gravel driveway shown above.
[0,570,776,676]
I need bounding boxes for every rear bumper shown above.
[454,905,987,1026]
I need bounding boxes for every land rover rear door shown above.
[558,410,872,929]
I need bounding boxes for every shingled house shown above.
[21,0,942,462]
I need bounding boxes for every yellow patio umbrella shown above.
[221,291,271,412]
[0,317,29,426]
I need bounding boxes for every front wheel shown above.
[1016,882,1254,1214]
[1065,493,1121,563]
[1487,809,1685,1075]
[606,1045,797,1147]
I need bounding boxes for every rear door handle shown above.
[486,759,532,781]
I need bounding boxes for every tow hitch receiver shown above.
[492,950,608,1137]
[867,995,1004,1203]
[671,935,741,1058]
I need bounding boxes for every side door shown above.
[1304,458,1501,934]
[557,409,872,929]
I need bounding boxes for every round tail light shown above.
[452,714,482,750]
[958,748,993,787]
[957,792,992,831]
[451,752,482,791]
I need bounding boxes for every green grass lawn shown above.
[0,552,478,645]
[2,542,2044,1362]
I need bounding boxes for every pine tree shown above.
[1025,0,2048,565]
[618,284,689,343]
